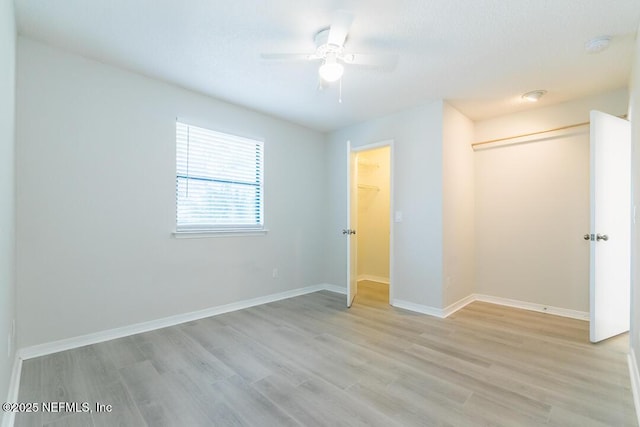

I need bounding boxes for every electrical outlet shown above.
[272,268,279,279]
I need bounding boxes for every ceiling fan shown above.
[261,10,398,85]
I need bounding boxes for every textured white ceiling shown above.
[14,0,640,131]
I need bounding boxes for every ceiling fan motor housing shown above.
[314,28,344,58]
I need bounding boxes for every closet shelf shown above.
[358,159,380,169]
[358,184,380,191]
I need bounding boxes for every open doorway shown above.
[348,143,392,306]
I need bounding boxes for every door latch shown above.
[584,233,609,241]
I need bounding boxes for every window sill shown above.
[172,229,269,239]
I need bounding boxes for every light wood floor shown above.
[15,281,637,426]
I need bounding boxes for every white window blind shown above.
[176,122,264,232]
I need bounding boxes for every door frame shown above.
[347,139,395,304]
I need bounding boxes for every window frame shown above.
[174,121,266,237]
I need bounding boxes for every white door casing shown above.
[347,141,358,307]
[346,140,395,307]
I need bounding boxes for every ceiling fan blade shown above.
[341,53,398,70]
[260,53,319,61]
[327,10,354,46]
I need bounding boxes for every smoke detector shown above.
[585,36,611,54]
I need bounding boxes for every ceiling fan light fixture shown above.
[319,56,344,82]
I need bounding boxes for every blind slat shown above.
[176,122,264,231]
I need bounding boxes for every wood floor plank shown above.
[252,374,329,425]
[14,359,42,427]
[208,375,300,426]
[13,281,637,426]
[547,405,615,427]
[160,370,247,426]
[118,360,212,426]
[207,333,311,386]
[90,335,147,369]
[89,380,146,427]
[462,392,547,426]
[256,374,403,427]
[37,350,89,426]
[345,380,444,426]
[136,327,235,381]
[255,326,365,389]
[178,322,249,352]
[42,412,94,427]
[71,346,146,427]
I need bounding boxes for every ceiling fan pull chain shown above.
[339,77,343,104]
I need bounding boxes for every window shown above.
[176,122,264,233]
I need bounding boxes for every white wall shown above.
[15,38,327,348]
[630,22,640,372]
[474,89,628,312]
[356,147,390,283]
[0,0,16,405]
[326,101,444,308]
[442,103,475,307]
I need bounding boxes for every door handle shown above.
[596,233,609,241]
[584,234,591,241]
[342,229,357,235]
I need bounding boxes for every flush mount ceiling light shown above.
[522,90,547,102]
[585,36,611,54]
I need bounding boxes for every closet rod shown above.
[472,114,627,149]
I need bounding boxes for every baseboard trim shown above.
[13,286,589,361]
[474,294,589,320]
[357,275,390,285]
[629,349,640,427]
[442,294,477,317]
[391,293,588,321]
[392,293,475,319]
[322,284,347,295]
[391,299,444,318]
[18,284,333,360]
[2,355,22,427]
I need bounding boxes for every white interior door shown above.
[346,143,358,307]
[589,110,631,343]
